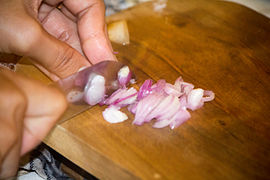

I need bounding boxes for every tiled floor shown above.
[224,0,270,18]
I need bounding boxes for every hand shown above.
[0,69,67,179]
[0,0,115,178]
[0,0,116,81]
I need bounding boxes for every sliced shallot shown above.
[84,74,106,105]
[169,107,191,129]
[104,87,137,107]
[103,106,128,123]
[187,88,204,111]
[118,66,132,87]
[137,79,153,100]
[133,92,164,125]
[99,75,215,130]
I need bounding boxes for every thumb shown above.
[26,25,90,80]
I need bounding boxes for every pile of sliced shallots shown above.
[99,66,215,129]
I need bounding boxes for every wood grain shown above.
[14,0,270,179]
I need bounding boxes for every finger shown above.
[29,28,89,80]
[1,69,67,155]
[63,0,117,64]
[39,3,83,55]
[59,4,77,22]
[42,1,77,22]
[27,21,90,80]
[0,72,26,179]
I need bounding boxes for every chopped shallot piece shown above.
[104,87,137,107]
[169,107,191,129]
[118,66,132,87]
[137,79,153,100]
[133,93,165,125]
[164,83,182,97]
[84,74,105,105]
[187,88,204,111]
[103,106,128,123]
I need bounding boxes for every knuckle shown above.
[78,0,104,18]
[48,86,68,116]
[0,81,27,111]
[57,31,70,42]
[9,88,27,110]
[50,46,77,76]
[43,86,67,124]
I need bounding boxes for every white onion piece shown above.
[152,118,172,128]
[181,82,194,95]
[164,83,183,97]
[137,79,153,100]
[173,77,194,95]
[104,87,137,106]
[133,93,164,125]
[174,77,183,91]
[102,106,128,123]
[115,91,137,107]
[144,95,174,122]
[84,75,105,105]
[169,107,191,129]
[179,95,188,107]
[156,96,180,120]
[187,88,204,111]
[129,78,136,84]
[151,79,166,93]
[104,88,125,104]
[152,97,181,128]
[118,93,137,106]
[153,107,189,129]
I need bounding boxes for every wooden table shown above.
[15,0,270,179]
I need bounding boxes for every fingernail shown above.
[78,66,88,72]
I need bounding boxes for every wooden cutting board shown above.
[14,0,270,179]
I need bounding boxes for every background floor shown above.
[225,0,270,18]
